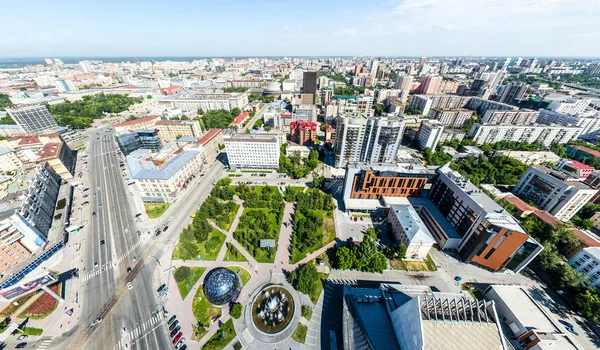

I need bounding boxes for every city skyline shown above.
[3,0,600,58]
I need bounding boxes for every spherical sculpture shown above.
[203,267,241,306]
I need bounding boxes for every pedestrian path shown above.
[113,312,166,350]
[34,336,54,350]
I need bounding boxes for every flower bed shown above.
[0,293,34,316]
[18,283,61,319]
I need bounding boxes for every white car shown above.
[127,282,133,290]
[90,317,103,326]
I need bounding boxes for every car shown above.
[175,339,186,349]
[17,335,27,341]
[169,320,179,331]
[16,343,27,349]
[127,282,133,290]
[90,317,103,326]
[158,284,167,293]
[170,328,179,338]
[163,226,169,231]
[82,201,90,206]
[135,213,142,218]
[83,194,89,198]
[167,315,177,325]
[127,267,132,273]
[94,262,99,268]
[179,345,187,350]
[100,239,105,245]
[455,276,463,282]
[172,332,183,344]
[131,256,136,262]
[168,216,173,221]
[98,202,102,207]
[559,319,574,329]
[92,212,96,216]
[565,327,579,336]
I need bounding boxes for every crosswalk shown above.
[113,313,166,350]
[35,336,53,350]
[81,239,144,282]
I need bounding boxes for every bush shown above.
[230,303,242,319]
[174,266,191,283]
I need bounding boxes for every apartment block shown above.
[428,108,473,127]
[513,166,598,221]
[499,82,528,104]
[569,248,600,290]
[417,120,444,151]
[0,148,22,172]
[466,97,517,116]
[19,162,62,236]
[290,121,317,146]
[388,200,436,260]
[549,98,591,115]
[481,109,539,125]
[537,109,600,140]
[193,128,223,166]
[468,124,582,146]
[158,92,248,112]
[37,141,75,180]
[224,134,279,169]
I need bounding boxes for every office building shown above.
[499,82,527,104]
[468,124,582,146]
[302,71,317,104]
[37,141,75,180]
[158,92,248,113]
[127,149,204,203]
[342,162,437,210]
[334,116,405,168]
[293,105,317,123]
[549,98,591,115]
[290,121,317,146]
[428,108,473,127]
[224,134,279,170]
[485,285,581,350]
[6,105,59,135]
[481,109,539,125]
[191,128,223,166]
[155,120,202,142]
[388,200,436,259]
[342,284,507,350]
[512,166,598,222]
[429,164,543,272]
[19,162,62,236]
[417,120,444,151]
[113,115,161,135]
[569,248,600,290]
[0,213,48,274]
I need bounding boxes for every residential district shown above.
[0,57,600,350]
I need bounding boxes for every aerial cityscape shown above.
[2,2,600,350]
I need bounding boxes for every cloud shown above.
[335,28,359,36]
[284,25,289,30]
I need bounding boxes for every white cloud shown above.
[284,25,289,30]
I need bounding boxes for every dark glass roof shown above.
[203,267,241,306]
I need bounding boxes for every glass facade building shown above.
[203,267,241,306]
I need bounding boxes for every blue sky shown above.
[3,0,600,57]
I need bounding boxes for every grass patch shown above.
[226,266,251,286]
[292,323,308,344]
[425,254,438,271]
[172,229,225,261]
[175,267,206,299]
[144,203,170,219]
[301,305,313,320]
[461,283,484,300]
[390,255,438,272]
[224,244,247,262]
[352,213,371,218]
[202,319,236,350]
[0,293,34,316]
[290,210,335,264]
[191,324,208,341]
[192,286,222,327]
[241,170,272,173]
[15,327,43,336]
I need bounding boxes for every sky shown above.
[2,0,600,58]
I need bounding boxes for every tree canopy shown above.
[335,236,387,273]
[0,94,13,111]
[200,109,238,129]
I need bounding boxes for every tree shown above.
[146,95,152,99]
[288,264,319,296]
[366,227,378,239]
[572,217,594,230]
[373,104,385,116]
[252,119,263,130]
[555,264,589,289]
[231,107,241,117]
[536,245,562,270]
[229,303,242,319]
[575,289,600,322]
[174,266,191,282]
[312,173,325,189]
[336,246,355,270]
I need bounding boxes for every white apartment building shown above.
[549,98,591,116]
[513,166,598,222]
[494,150,561,165]
[427,108,473,127]
[127,149,204,203]
[224,134,279,169]
[468,123,582,146]
[417,120,444,151]
[569,248,600,290]
[388,201,436,260]
[482,109,539,125]
[158,92,248,112]
[0,148,22,172]
[537,109,600,141]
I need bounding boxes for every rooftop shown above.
[567,144,600,158]
[225,133,278,143]
[566,160,594,171]
[389,202,436,245]
[113,115,159,128]
[37,142,62,160]
[126,149,199,180]
[347,161,437,175]
[407,197,462,239]
[197,128,222,146]
[503,195,536,213]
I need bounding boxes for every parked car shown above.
[167,315,177,325]
[565,327,579,336]
[158,284,167,293]
[172,332,183,344]
[169,326,180,337]
[127,282,133,290]
[559,319,574,329]
[16,343,27,349]
[175,339,186,350]
[17,335,27,341]
[169,320,179,331]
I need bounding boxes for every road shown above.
[242,104,267,132]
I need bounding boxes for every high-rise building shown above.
[548,98,591,116]
[334,116,405,167]
[417,120,444,150]
[481,110,539,125]
[394,75,413,90]
[302,71,318,104]
[428,108,473,127]
[19,162,62,236]
[419,76,442,95]
[499,82,528,104]
[6,105,59,135]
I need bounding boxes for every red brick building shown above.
[290,120,317,146]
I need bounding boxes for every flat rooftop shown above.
[127,149,199,180]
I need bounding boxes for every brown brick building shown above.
[290,120,317,146]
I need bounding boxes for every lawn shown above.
[390,254,438,272]
[18,283,61,319]
[226,266,251,286]
[301,305,313,320]
[191,324,208,341]
[192,286,222,327]
[0,293,34,316]
[175,267,206,299]
[144,203,170,219]
[290,210,335,264]
[223,244,247,262]
[202,319,236,350]
[172,228,225,261]
[292,323,308,344]
[15,327,44,336]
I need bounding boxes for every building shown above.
[481,109,539,125]
[293,105,317,123]
[55,78,78,93]
[230,112,250,128]
[155,120,202,142]
[37,141,75,180]
[342,162,437,211]
[429,164,543,272]
[0,133,63,163]
[494,150,561,165]
[438,129,466,144]
[342,284,507,350]
[285,145,311,159]
[290,121,317,146]
[0,213,48,275]
[556,160,595,179]
[466,97,517,116]
[485,285,581,350]
[468,124,582,146]
[417,120,444,151]
[499,82,528,104]
[566,145,600,163]
[428,108,473,127]
[409,95,434,115]
[388,200,436,259]
[19,162,62,236]
[224,134,279,169]
[537,110,600,141]
[512,166,598,222]
[583,171,600,203]
[0,148,22,172]
[113,115,161,135]
[127,148,203,203]
[418,76,442,95]
[302,71,317,104]
[158,92,248,112]
[357,95,374,116]
[193,128,223,166]
[549,98,591,116]
[6,105,59,135]
[569,248,600,290]
[334,116,405,168]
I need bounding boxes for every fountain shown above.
[251,285,295,334]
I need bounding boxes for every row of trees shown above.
[278,144,320,179]
[249,95,275,103]
[288,264,320,298]
[333,86,364,96]
[318,71,348,83]
[199,108,241,129]
[221,87,248,93]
